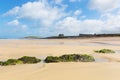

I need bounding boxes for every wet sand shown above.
[0,37,120,80]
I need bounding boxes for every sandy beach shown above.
[0,37,120,80]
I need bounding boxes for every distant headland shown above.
[23,33,120,39]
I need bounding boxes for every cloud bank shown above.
[3,0,120,37]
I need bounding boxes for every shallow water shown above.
[92,54,110,62]
[115,50,120,53]
[94,57,110,62]
[91,42,120,46]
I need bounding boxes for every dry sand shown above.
[0,37,120,80]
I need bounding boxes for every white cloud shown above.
[55,12,120,35]
[74,10,82,16]
[89,0,120,12]
[85,0,120,34]
[54,0,63,4]
[7,19,27,30]
[70,0,81,2]
[7,20,20,26]
[55,17,103,34]
[103,12,120,33]
[4,7,20,16]
[4,0,67,26]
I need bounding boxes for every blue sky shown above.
[0,0,120,38]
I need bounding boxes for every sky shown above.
[0,0,120,38]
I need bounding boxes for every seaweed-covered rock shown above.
[18,56,41,64]
[1,59,23,66]
[45,54,95,63]
[45,56,60,63]
[95,49,115,53]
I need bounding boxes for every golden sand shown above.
[0,37,120,80]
